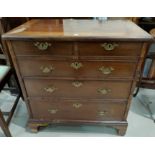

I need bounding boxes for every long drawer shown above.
[29,99,126,121]
[24,79,132,99]
[18,59,137,79]
[12,41,142,56]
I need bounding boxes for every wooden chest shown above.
[2,19,152,135]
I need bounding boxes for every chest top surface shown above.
[2,19,153,41]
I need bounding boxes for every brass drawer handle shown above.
[34,42,51,50]
[71,62,83,70]
[73,103,82,109]
[101,43,118,51]
[72,81,83,88]
[48,109,58,114]
[40,65,55,73]
[99,66,114,75]
[44,86,57,93]
[97,88,111,95]
[98,110,108,116]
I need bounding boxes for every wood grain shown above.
[29,98,126,121]
[17,59,137,79]
[2,19,153,41]
[2,19,152,135]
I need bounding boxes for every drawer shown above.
[18,59,137,79]
[29,99,126,121]
[24,79,132,99]
[78,42,142,56]
[11,41,73,55]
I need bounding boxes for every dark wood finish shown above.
[0,18,24,95]
[134,29,155,92]
[12,41,73,56]
[0,66,21,137]
[29,99,126,121]
[2,19,152,136]
[24,79,131,99]
[2,18,28,31]
[144,29,155,83]
[11,41,142,57]
[78,42,142,56]
[17,59,137,79]
[0,19,24,137]
[148,59,155,78]
[0,19,9,60]
[0,110,11,137]
[5,93,21,125]
[138,18,155,32]
[140,78,155,89]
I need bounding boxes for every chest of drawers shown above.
[2,19,152,135]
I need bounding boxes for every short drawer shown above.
[24,79,132,99]
[77,42,142,56]
[18,59,137,79]
[11,41,73,55]
[29,99,126,121]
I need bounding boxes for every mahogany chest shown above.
[2,19,152,135]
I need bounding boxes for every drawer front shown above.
[24,79,132,99]
[78,42,142,56]
[12,41,73,55]
[12,41,142,57]
[18,59,137,79]
[29,99,126,121]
